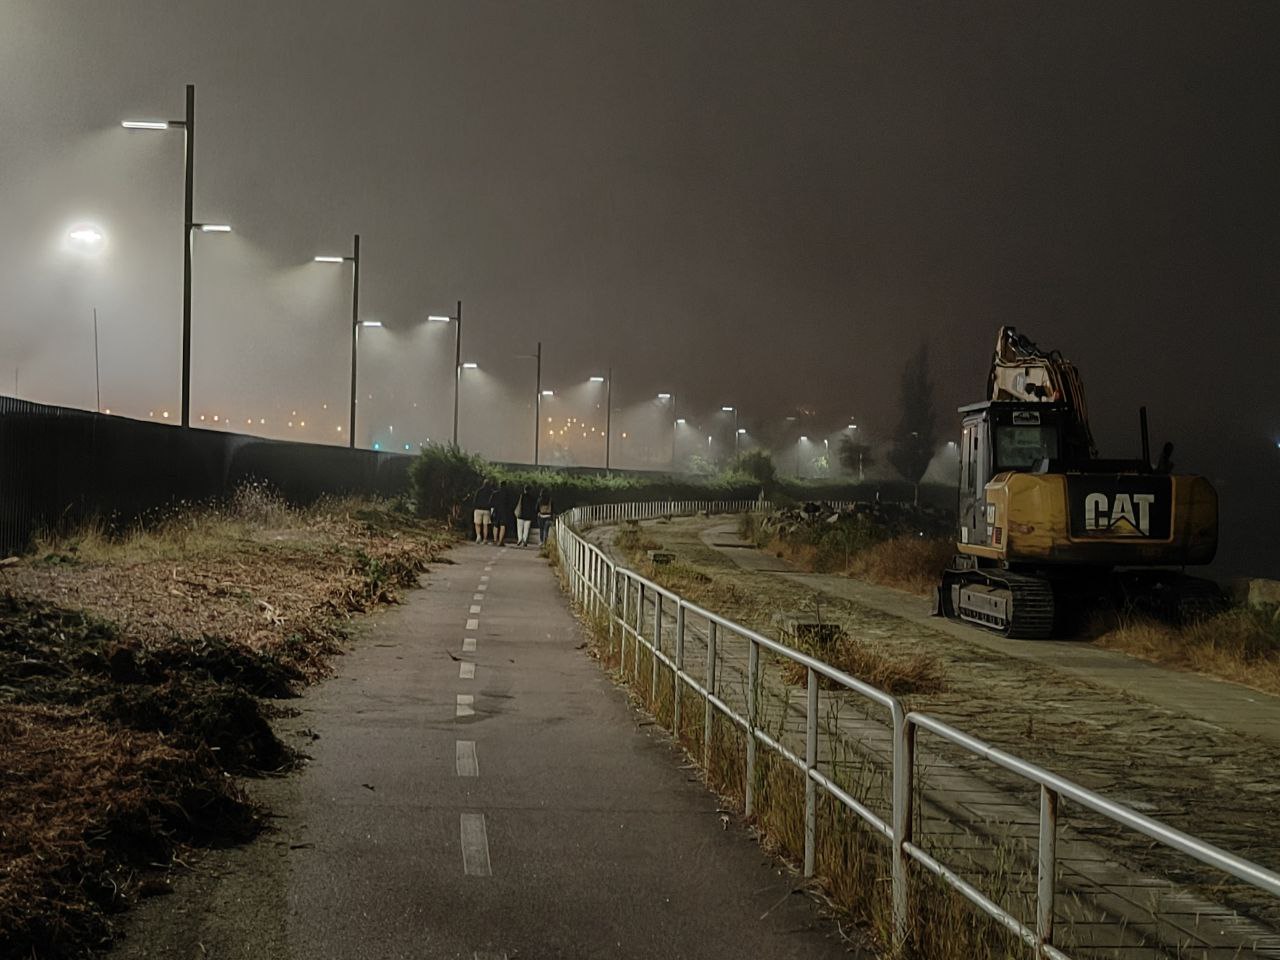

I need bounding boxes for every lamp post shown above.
[721,405,739,455]
[123,84,231,428]
[657,392,676,467]
[424,303,463,446]
[517,342,545,465]
[314,234,361,447]
[589,373,611,469]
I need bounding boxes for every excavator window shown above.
[994,424,1059,472]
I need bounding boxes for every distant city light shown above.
[162,411,170,419]
[373,443,381,450]
[121,120,169,130]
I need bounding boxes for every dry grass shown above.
[0,496,453,958]
[778,628,946,696]
[846,535,955,597]
[1093,607,1280,696]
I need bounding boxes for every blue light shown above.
[373,442,380,450]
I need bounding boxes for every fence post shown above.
[804,666,818,877]
[635,581,644,682]
[1037,786,1058,952]
[745,638,759,818]
[652,592,663,707]
[673,602,685,739]
[619,570,629,672]
[891,706,915,952]
[703,620,717,767]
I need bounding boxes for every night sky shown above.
[3,1,1278,567]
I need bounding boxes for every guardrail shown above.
[555,500,1280,957]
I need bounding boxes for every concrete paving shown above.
[108,541,859,960]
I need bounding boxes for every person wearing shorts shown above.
[471,481,492,543]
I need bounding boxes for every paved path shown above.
[109,542,857,959]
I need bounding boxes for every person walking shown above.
[514,484,536,546]
[491,480,512,547]
[535,488,554,544]
[471,480,492,543]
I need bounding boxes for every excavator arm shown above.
[987,326,1097,460]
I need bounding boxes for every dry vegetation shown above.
[0,489,451,958]
[1092,607,1280,696]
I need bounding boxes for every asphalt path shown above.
[110,541,858,959]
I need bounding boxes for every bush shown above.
[409,444,489,521]
[732,450,777,486]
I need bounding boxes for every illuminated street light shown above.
[589,375,606,383]
[719,405,740,454]
[122,84,229,428]
[676,418,687,425]
[65,224,107,254]
[541,389,554,397]
[312,234,360,448]
[462,361,478,369]
[360,320,382,328]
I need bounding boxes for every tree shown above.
[732,449,777,486]
[837,435,874,479]
[889,343,937,483]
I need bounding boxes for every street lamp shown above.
[657,392,677,466]
[122,84,230,428]
[589,373,611,469]
[516,342,544,465]
[313,234,360,448]
[721,405,740,455]
[425,302,463,445]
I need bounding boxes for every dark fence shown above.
[0,397,412,556]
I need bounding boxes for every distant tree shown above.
[837,435,874,478]
[889,343,937,483]
[732,449,777,486]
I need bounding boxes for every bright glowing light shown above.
[737,428,746,434]
[313,256,346,263]
[848,424,857,429]
[64,223,107,256]
[589,376,605,383]
[102,409,110,415]
[199,415,206,422]
[800,435,809,441]
[721,406,734,412]
[197,224,231,233]
[162,411,170,419]
[621,432,628,438]
[462,362,478,369]
[360,321,383,328]
[259,418,266,424]
[300,421,306,427]
[675,418,687,425]
[657,393,671,400]
[427,315,451,322]
[541,390,554,397]
[336,426,343,432]
[122,120,169,130]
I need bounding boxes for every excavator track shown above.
[941,568,1056,639]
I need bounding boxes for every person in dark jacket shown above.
[471,481,492,543]
[491,480,513,546]
[514,484,536,546]
[535,489,554,544]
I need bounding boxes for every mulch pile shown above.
[0,503,450,958]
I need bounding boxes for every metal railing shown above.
[555,500,1280,957]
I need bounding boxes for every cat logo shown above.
[1083,492,1155,536]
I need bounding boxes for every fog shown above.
[3,1,1279,571]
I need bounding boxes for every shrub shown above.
[409,444,489,521]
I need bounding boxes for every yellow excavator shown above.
[936,327,1219,638]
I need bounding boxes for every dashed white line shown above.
[459,661,476,680]
[463,637,477,652]
[456,694,475,717]
[477,583,488,592]
[480,575,490,582]
[466,618,479,630]
[469,604,482,614]
[456,740,479,777]
[460,813,492,876]
[473,592,485,600]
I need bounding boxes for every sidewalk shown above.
[109,541,857,960]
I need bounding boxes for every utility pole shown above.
[93,308,101,412]
[180,84,194,427]
[452,300,463,446]
[605,366,613,471]
[347,233,361,449]
[534,340,542,466]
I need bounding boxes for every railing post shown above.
[673,602,685,739]
[1037,785,1058,953]
[703,620,717,767]
[619,570,629,672]
[745,638,759,818]
[804,666,818,877]
[635,581,644,681]
[652,592,663,707]
[891,706,915,952]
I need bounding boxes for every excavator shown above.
[935,327,1220,638]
